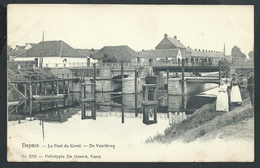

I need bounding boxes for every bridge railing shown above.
[43,60,225,69]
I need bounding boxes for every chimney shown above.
[164,34,168,38]
[174,36,177,39]
[198,49,200,51]
[203,49,204,52]
[142,49,144,52]
[206,50,207,52]
[188,46,189,48]
[195,49,197,51]
[178,40,180,42]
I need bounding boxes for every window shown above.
[137,57,141,64]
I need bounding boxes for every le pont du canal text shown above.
[22,143,116,149]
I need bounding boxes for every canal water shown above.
[8,82,218,142]
[8,82,218,125]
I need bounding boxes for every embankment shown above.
[146,97,253,143]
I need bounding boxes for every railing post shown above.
[135,69,138,117]
[93,63,96,97]
[219,61,221,85]
[29,83,32,99]
[57,81,59,95]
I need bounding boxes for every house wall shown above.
[14,57,98,68]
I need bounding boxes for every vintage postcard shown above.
[7,5,254,162]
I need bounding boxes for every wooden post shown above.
[35,83,38,95]
[121,62,124,89]
[167,69,169,81]
[68,80,70,94]
[63,96,66,107]
[167,70,169,117]
[84,85,86,98]
[81,84,85,99]
[154,106,157,123]
[51,82,54,95]
[135,69,138,117]
[39,82,42,94]
[24,100,27,113]
[81,104,85,119]
[122,105,124,124]
[181,60,185,111]
[24,84,27,97]
[29,99,32,115]
[93,63,96,97]
[39,102,42,111]
[29,83,32,99]
[145,86,148,101]
[121,62,124,123]
[56,81,59,95]
[44,82,47,95]
[63,81,65,94]
[153,87,156,101]
[93,102,96,120]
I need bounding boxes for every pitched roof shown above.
[155,34,186,49]
[29,43,36,47]
[191,50,224,58]
[137,49,180,58]
[75,49,98,58]
[16,40,86,58]
[8,49,27,56]
[186,47,223,58]
[17,46,26,49]
[91,45,138,62]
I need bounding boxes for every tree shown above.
[248,51,254,59]
[231,46,242,57]
[231,46,247,65]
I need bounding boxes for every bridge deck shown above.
[153,65,220,72]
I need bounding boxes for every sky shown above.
[7,5,254,56]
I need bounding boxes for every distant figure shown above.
[247,71,254,105]
[175,73,180,78]
[204,58,208,65]
[230,74,242,105]
[209,58,212,66]
[178,58,181,65]
[199,58,203,65]
[185,58,188,65]
[149,59,152,65]
[216,80,229,112]
[191,58,195,65]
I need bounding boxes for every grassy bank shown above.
[146,97,253,143]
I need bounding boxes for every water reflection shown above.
[9,93,81,123]
[8,82,218,126]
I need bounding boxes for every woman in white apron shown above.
[216,80,229,112]
[230,74,242,105]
